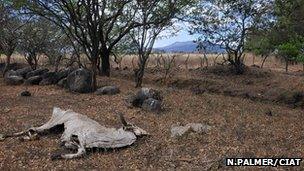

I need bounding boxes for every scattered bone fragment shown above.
[171,123,211,138]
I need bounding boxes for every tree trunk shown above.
[233,54,245,75]
[91,51,99,91]
[285,59,289,72]
[234,63,244,74]
[90,58,98,91]
[90,46,100,91]
[261,55,268,68]
[26,53,37,70]
[33,56,38,70]
[135,65,145,88]
[135,55,148,88]
[100,51,110,77]
[97,57,101,74]
[54,55,62,72]
[199,56,203,68]
[203,53,209,68]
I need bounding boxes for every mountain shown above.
[154,41,225,53]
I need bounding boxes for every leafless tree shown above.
[18,18,51,70]
[198,44,209,68]
[158,54,179,84]
[130,0,191,87]
[112,53,124,70]
[212,53,222,66]
[43,31,73,72]
[184,54,190,70]
[0,4,24,75]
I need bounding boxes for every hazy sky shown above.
[153,23,198,48]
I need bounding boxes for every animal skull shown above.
[1,107,149,159]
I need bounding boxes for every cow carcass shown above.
[0,107,148,159]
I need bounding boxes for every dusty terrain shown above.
[1,55,304,170]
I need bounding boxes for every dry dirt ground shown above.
[1,64,304,170]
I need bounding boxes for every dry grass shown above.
[1,53,304,170]
[1,68,304,170]
[2,52,304,72]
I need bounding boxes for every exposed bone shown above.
[1,107,148,159]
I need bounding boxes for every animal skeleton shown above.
[0,107,148,159]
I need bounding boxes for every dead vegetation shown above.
[1,54,304,170]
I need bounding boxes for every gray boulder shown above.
[142,98,162,112]
[126,88,163,107]
[95,86,120,95]
[40,68,76,86]
[66,68,92,93]
[20,91,31,97]
[25,76,43,85]
[125,93,138,108]
[40,72,58,85]
[136,88,163,101]
[4,70,17,77]
[56,67,76,81]
[15,67,32,78]
[42,71,57,79]
[26,68,49,79]
[5,75,24,85]
[57,78,68,88]
[39,78,54,86]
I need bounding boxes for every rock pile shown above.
[126,88,163,112]
[4,67,96,93]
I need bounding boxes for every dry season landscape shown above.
[2,0,304,170]
[1,54,304,170]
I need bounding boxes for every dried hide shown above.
[0,107,148,159]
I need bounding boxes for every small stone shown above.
[125,88,163,108]
[0,134,5,141]
[266,110,272,116]
[21,91,31,97]
[95,86,120,95]
[3,107,11,113]
[142,98,162,112]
